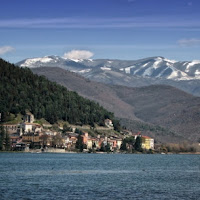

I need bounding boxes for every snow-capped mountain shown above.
[17,56,200,81]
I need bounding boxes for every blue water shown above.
[0,153,199,200]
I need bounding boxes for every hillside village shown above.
[1,111,154,153]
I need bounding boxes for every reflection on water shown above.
[0,153,200,200]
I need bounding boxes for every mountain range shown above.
[17,55,200,96]
[31,67,200,143]
[17,56,200,143]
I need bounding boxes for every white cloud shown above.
[177,38,200,47]
[63,50,94,60]
[0,46,14,55]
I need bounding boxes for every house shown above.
[98,138,105,149]
[82,132,89,145]
[91,138,99,149]
[64,133,78,150]
[22,134,41,147]
[116,139,122,149]
[40,134,52,147]
[10,135,22,149]
[81,132,100,150]
[22,134,40,143]
[107,138,117,150]
[3,124,20,134]
[22,123,33,133]
[133,133,154,150]
[141,136,154,150]
[44,130,57,136]
[21,122,42,134]
[82,132,94,149]
[24,111,34,123]
[87,138,93,149]
[104,119,113,127]
[14,142,27,151]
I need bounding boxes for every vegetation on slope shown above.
[32,66,200,143]
[0,59,117,127]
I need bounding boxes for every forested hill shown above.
[0,58,116,127]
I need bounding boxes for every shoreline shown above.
[1,150,200,155]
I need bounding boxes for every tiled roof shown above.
[142,136,153,139]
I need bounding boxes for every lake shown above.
[0,153,199,200]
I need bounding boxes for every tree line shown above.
[120,136,143,152]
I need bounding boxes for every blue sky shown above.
[0,0,200,63]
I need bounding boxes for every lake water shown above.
[0,153,199,200]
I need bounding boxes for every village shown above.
[2,111,154,153]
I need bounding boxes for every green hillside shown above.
[0,59,116,127]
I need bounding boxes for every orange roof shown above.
[142,136,153,139]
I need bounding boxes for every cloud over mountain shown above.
[63,50,94,60]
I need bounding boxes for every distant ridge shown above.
[17,55,200,96]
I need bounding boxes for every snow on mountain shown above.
[19,56,62,68]
[79,69,92,73]
[17,56,200,81]
[152,57,163,69]
[124,66,134,74]
[66,58,82,63]
[163,58,177,64]
[101,66,112,71]
[195,69,200,75]
[63,58,91,63]
[185,60,200,72]
[20,56,55,67]
[119,57,193,80]
[142,62,150,67]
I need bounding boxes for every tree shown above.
[100,142,106,152]
[75,128,81,134]
[120,140,127,151]
[62,124,72,133]
[0,58,118,127]
[105,143,111,152]
[135,136,142,152]
[75,134,84,152]
[92,142,96,149]
[5,131,10,151]
[52,134,63,148]
[0,126,10,151]
[0,126,5,150]
[40,134,49,147]
[120,136,135,151]
[112,119,121,132]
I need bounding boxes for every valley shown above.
[31,66,200,143]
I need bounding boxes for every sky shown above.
[0,0,200,63]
